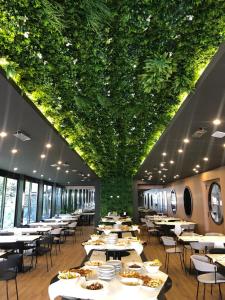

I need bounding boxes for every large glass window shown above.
[55,187,62,214]
[42,185,52,219]
[0,176,4,226]
[208,182,223,224]
[2,178,18,228]
[22,181,38,224]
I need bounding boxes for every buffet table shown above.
[48,249,172,300]
[83,238,144,256]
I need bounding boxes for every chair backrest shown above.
[205,232,224,236]
[191,255,216,272]
[68,222,77,228]
[190,242,214,251]
[161,236,176,246]
[146,221,154,228]
[50,228,62,235]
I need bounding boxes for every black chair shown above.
[0,232,14,236]
[209,248,225,254]
[0,254,22,300]
[34,235,53,271]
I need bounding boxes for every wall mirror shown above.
[171,190,177,214]
[183,187,193,216]
[208,182,223,224]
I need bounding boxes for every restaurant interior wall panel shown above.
[166,166,225,234]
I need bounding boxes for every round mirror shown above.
[183,187,193,216]
[171,190,177,214]
[208,182,223,224]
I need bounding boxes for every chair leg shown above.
[46,253,49,272]
[50,251,53,267]
[165,253,167,268]
[203,283,206,300]
[6,280,9,300]
[210,284,213,295]
[167,254,170,273]
[196,281,199,300]
[15,277,19,300]
[179,253,184,271]
[218,283,222,299]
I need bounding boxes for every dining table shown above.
[0,227,51,235]
[48,248,172,300]
[29,221,69,228]
[179,235,225,248]
[82,237,144,259]
[96,225,139,238]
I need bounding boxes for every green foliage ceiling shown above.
[0,0,225,177]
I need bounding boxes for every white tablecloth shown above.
[84,242,143,255]
[48,271,167,300]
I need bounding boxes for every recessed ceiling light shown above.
[11,149,18,154]
[203,157,208,161]
[158,170,162,174]
[211,131,225,138]
[48,178,51,180]
[65,170,69,173]
[162,152,167,156]
[144,170,148,173]
[46,143,52,148]
[170,160,174,164]
[178,149,183,153]
[196,165,200,168]
[40,154,46,159]
[0,131,7,138]
[67,181,70,184]
[213,119,221,125]
[183,138,190,143]
[87,174,90,176]
[13,167,18,171]
[195,170,199,173]
[57,167,60,170]
[41,174,44,177]
[193,168,196,171]
[163,175,166,178]
[58,161,62,165]
[160,163,164,167]
[33,170,37,173]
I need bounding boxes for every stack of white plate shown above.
[106,233,118,244]
[106,260,122,273]
[98,265,115,280]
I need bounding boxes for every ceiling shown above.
[0,71,98,186]
[135,43,225,185]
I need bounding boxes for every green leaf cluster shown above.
[0,0,225,184]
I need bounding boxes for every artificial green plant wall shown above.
[100,177,133,217]
[0,1,225,205]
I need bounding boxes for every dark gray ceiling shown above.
[0,71,98,185]
[135,43,225,185]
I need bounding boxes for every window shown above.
[208,182,223,224]
[42,185,52,219]
[0,176,4,226]
[55,187,62,214]
[171,190,177,214]
[22,181,38,224]
[183,187,193,216]
[2,178,18,228]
